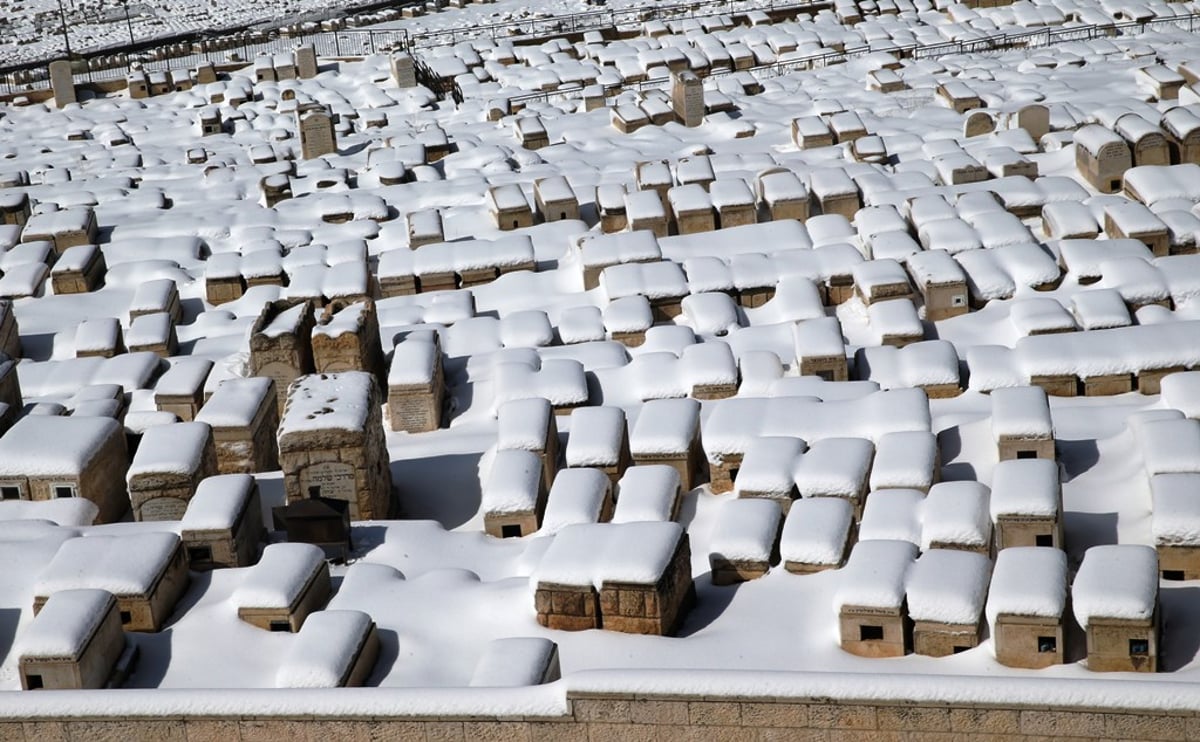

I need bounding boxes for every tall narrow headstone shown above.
[671,71,704,127]
[391,52,416,88]
[49,60,76,108]
[295,45,318,79]
[296,104,337,160]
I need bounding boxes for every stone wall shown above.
[1,688,1198,741]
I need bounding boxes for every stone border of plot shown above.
[0,670,1197,740]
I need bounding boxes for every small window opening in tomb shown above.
[25,674,43,690]
[1164,570,1186,581]
[1038,636,1057,653]
[501,524,522,538]
[188,546,212,563]
[54,486,75,499]
[120,611,132,625]
[559,212,567,220]
[952,295,966,307]
[859,625,884,641]
[1129,639,1150,656]
[308,486,321,499]
[512,221,519,229]
[269,620,291,632]
[1110,180,1121,191]
[0,486,18,500]
[816,370,835,381]
[728,467,740,483]
[952,646,970,654]
[1035,534,1053,547]
[1016,450,1037,460]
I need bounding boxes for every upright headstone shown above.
[296,104,336,160]
[963,110,994,137]
[391,52,416,88]
[1017,103,1050,143]
[671,71,704,127]
[49,60,76,108]
[295,45,318,79]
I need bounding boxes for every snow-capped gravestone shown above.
[708,498,782,585]
[18,589,125,691]
[565,406,631,486]
[234,542,331,632]
[629,397,703,490]
[469,637,560,687]
[296,104,337,160]
[386,330,444,433]
[533,521,694,635]
[780,496,855,574]
[390,52,416,88]
[275,610,380,688]
[295,45,318,79]
[312,299,385,384]
[33,532,189,632]
[482,448,547,538]
[1074,124,1132,194]
[671,71,704,127]
[180,474,265,569]
[990,385,1055,461]
[991,458,1063,550]
[1072,544,1160,672]
[0,415,129,524]
[835,539,917,657]
[50,243,106,295]
[0,192,30,227]
[127,422,218,522]
[497,397,559,489]
[194,377,280,474]
[987,547,1067,669]
[533,176,579,223]
[907,549,992,657]
[49,60,76,108]
[279,371,393,521]
[250,300,316,411]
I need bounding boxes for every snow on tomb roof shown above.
[1071,289,1131,331]
[859,489,924,546]
[990,459,1060,519]
[260,303,308,340]
[488,184,529,213]
[127,421,212,480]
[793,437,875,498]
[181,474,256,532]
[482,448,543,515]
[35,532,179,597]
[659,221,812,262]
[921,481,991,551]
[0,498,97,527]
[1150,473,1200,546]
[1160,371,1200,419]
[870,431,937,492]
[1138,418,1200,477]
[612,465,681,524]
[985,547,1067,627]
[709,498,782,563]
[275,609,374,689]
[565,407,627,467]
[541,468,611,535]
[155,358,215,398]
[279,372,375,436]
[470,637,558,688]
[18,589,115,660]
[497,397,553,453]
[234,542,326,609]
[629,398,700,456]
[0,415,121,478]
[833,539,918,612]
[779,496,853,566]
[989,385,1053,441]
[533,521,684,588]
[1072,124,1125,156]
[734,436,807,498]
[195,377,273,429]
[906,549,992,626]
[667,184,712,215]
[1072,544,1159,628]
[388,331,440,387]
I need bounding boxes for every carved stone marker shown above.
[49,60,76,108]
[671,71,704,127]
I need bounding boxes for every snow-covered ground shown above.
[5,0,1200,706]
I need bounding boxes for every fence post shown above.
[334,33,341,56]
